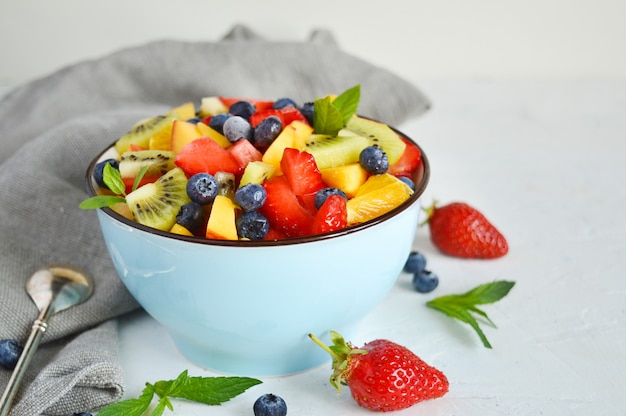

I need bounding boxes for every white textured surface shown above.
[116,81,626,415]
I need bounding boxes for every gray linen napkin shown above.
[0,25,430,415]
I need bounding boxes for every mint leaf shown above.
[97,384,154,416]
[427,280,515,348]
[153,371,262,406]
[79,195,126,210]
[132,165,149,193]
[103,162,126,195]
[330,84,360,125]
[313,84,361,135]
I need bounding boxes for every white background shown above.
[1,0,625,86]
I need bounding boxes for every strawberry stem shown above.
[308,333,342,362]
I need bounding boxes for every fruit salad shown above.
[82,85,423,241]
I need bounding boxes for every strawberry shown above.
[388,138,421,177]
[259,175,313,238]
[311,194,348,234]
[219,97,274,112]
[424,201,508,259]
[280,148,325,197]
[249,108,284,128]
[309,331,448,412]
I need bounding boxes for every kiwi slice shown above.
[119,150,176,179]
[304,134,369,170]
[114,114,177,154]
[125,167,191,231]
[215,171,237,199]
[342,116,406,164]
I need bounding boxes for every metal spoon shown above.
[0,264,94,416]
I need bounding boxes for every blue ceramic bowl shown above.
[85,127,429,376]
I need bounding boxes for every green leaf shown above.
[154,372,262,406]
[103,162,126,195]
[330,84,360,125]
[132,165,149,193]
[79,195,126,210]
[426,280,515,348]
[97,384,155,416]
[314,96,344,136]
[313,84,361,135]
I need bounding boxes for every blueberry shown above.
[186,117,202,124]
[272,97,298,110]
[412,269,439,293]
[176,202,205,233]
[359,145,389,175]
[223,115,253,143]
[93,158,119,189]
[187,173,218,205]
[0,339,23,370]
[398,176,415,191]
[254,116,283,148]
[253,393,287,416]
[314,187,347,210]
[208,113,230,134]
[300,102,314,125]
[403,250,427,273]
[234,183,267,212]
[236,211,270,241]
[229,100,256,120]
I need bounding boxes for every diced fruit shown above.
[343,116,406,164]
[320,163,368,198]
[249,109,283,128]
[219,97,274,112]
[346,174,413,225]
[199,96,228,117]
[304,134,369,170]
[171,119,203,153]
[262,121,314,173]
[388,138,422,177]
[167,101,196,121]
[196,122,230,148]
[215,171,237,199]
[125,167,190,231]
[314,187,347,210]
[311,194,348,234]
[115,114,178,154]
[280,148,325,196]
[170,223,194,236]
[205,195,238,240]
[175,137,241,176]
[119,150,176,180]
[239,161,275,187]
[228,138,263,170]
[259,176,313,238]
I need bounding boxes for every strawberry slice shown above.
[175,137,241,176]
[280,148,325,197]
[249,109,284,128]
[388,138,422,177]
[260,175,313,238]
[219,97,274,112]
[279,105,309,126]
[311,194,348,234]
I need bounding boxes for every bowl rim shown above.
[85,122,430,247]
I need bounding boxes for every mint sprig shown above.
[313,84,360,135]
[79,163,148,210]
[426,280,515,348]
[97,370,262,416]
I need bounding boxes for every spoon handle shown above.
[0,313,50,416]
